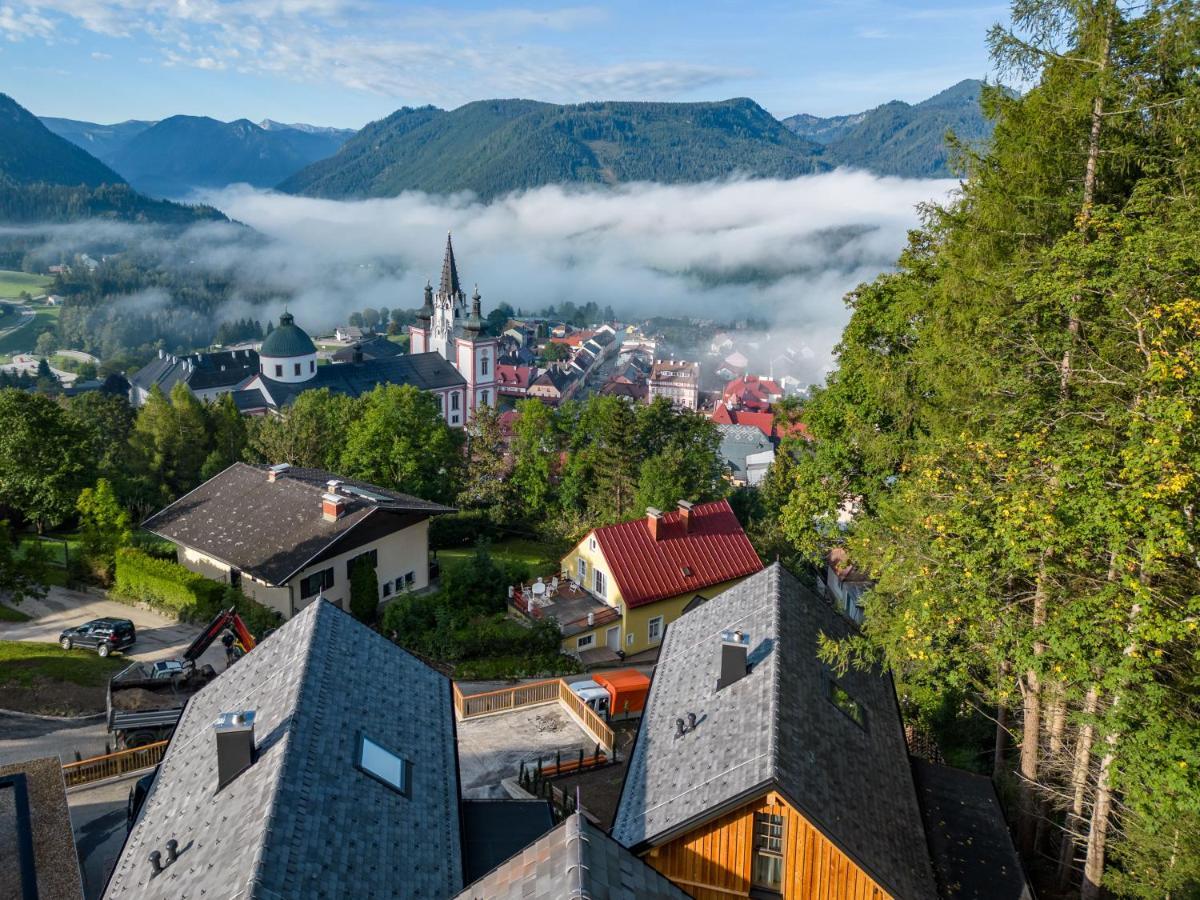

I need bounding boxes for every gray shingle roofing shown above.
[911,759,1033,900]
[612,563,938,900]
[141,462,451,585]
[103,599,464,900]
[716,423,773,477]
[130,349,259,395]
[254,352,465,409]
[454,813,691,900]
[330,336,404,363]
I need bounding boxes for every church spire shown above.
[439,231,461,297]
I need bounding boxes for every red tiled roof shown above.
[495,364,536,388]
[722,375,782,412]
[592,499,763,608]
[710,403,812,443]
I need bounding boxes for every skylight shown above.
[357,734,411,795]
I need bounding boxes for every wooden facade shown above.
[645,793,890,900]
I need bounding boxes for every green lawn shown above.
[0,641,126,688]
[0,269,51,299]
[17,533,80,586]
[0,306,58,354]
[0,603,31,622]
[437,537,563,575]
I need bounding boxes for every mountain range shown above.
[0,94,224,224]
[42,115,355,198]
[781,79,992,178]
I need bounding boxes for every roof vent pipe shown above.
[716,629,751,691]
[213,710,256,791]
[587,612,595,627]
[675,718,686,739]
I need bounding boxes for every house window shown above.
[480,354,489,375]
[300,567,334,600]
[648,616,663,643]
[752,811,785,890]
[382,580,393,598]
[346,549,379,580]
[589,537,596,551]
[274,364,282,377]
[451,392,460,411]
[577,634,594,649]
[403,571,415,588]
[593,569,606,597]
[294,362,301,376]
[357,734,410,796]
[480,389,489,406]
[577,558,587,583]
[451,415,459,425]
[310,360,315,373]
[830,680,867,729]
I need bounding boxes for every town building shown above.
[235,311,468,426]
[494,363,537,399]
[553,500,762,660]
[648,359,700,410]
[408,234,500,417]
[142,463,451,619]
[721,374,782,412]
[527,365,580,405]
[334,324,366,342]
[612,563,1032,900]
[716,423,775,486]
[329,335,403,363]
[822,546,872,624]
[1,756,85,900]
[129,347,259,406]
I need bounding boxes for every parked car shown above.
[59,618,136,657]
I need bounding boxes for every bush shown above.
[429,510,503,549]
[130,531,178,560]
[454,653,582,680]
[349,555,379,625]
[114,547,225,615]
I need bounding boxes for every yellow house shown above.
[554,499,763,661]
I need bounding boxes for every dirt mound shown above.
[0,676,105,716]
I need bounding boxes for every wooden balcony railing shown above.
[62,740,168,788]
[452,678,614,753]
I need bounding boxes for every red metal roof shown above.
[711,403,812,443]
[592,499,763,608]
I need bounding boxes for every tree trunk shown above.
[1036,681,1070,849]
[1018,568,1048,853]
[1057,685,1099,888]
[1081,729,1117,900]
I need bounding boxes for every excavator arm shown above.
[182,607,258,663]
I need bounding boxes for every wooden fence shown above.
[62,741,168,788]
[452,678,614,753]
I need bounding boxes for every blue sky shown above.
[0,1,1005,128]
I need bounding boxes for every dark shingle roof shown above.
[461,799,554,884]
[716,423,773,477]
[130,349,259,395]
[103,600,463,900]
[254,352,465,408]
[440,232,462,297]
[142,462,451,585]
[0,757,84,900]
[612,563,938,900]
[912,759,1033,900]
[330,336,404,363]
[260,311,317,358]
[454,813,691,900]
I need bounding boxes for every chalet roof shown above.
[912,759,1033,900]
[0,757,84,900]
[591,499,762,609]
[142,462,451,585]
[250,351,465,409]
[455,813,690,900]
[440,232,462,297]
[103,600,464,900]
[612,563,938,900]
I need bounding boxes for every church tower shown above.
[407,233,499,422]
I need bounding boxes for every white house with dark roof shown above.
[142,463,453,618]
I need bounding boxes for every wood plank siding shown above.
[645,794,890,900]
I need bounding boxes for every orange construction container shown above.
[594,669,651,717]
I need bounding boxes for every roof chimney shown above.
[213,710,256,790]
[677,500,694,533]
[267,463,290,483]
[716,629,750,691]
[646,507,664,541]
[322,493,346,522]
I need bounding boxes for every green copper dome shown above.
[260,311,317,358]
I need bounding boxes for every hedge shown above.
[429,510,504,549]
[114,548,225,616]
[113,548,281,637]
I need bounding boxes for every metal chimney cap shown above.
[213,710,256,732]
[720,629,750,646]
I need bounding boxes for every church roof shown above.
[440,232,462,297]
[260,312,317,358]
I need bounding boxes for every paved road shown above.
[0,586,225,669]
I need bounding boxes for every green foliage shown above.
[0,521,50,605]
[540,342,570,364]
[456,405,513,521]
[113,547,226,616]
[281,98,829,201]
[429,509,504,550]
[247,388,357,471]
[76,478,131,580]
[349,555,379,625]
[0,389,86,530]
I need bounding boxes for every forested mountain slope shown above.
[39,117,156,166]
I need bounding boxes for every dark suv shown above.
[59,618,136,657]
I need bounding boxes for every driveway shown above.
[0,586,226,670]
